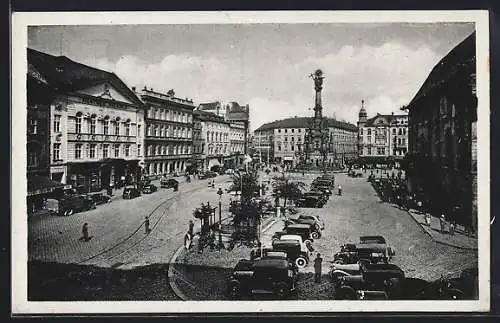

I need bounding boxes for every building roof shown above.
[254,116,357,132]
[407,32,476,109]
[198,101,221,111]
[364,113,407,127]
[193,109,230,124]
[27,48,143,106]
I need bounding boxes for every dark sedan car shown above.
[295,196,325,208]
[142,183,158,194]
[123,187,141,199]
[160,178,179,191]
[87,193,111,205]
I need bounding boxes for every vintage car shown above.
[46,195,96,216]
[274,223,320,242]
[122,187,141,199]
[160,178,179,191]
[335,263,405,300]
[87,192,111,205]
[333,243,359,264]
[358,235,396,263]
[309,183,333,196]
[251,248,298,275]
[271,239,310,269]
[226,258,297,299]
[297,214,325,230]
[304,190,329,201]
[312,178,335,188]
[142,183,158,194]
[295,196,326,208]
[284,218,322,236]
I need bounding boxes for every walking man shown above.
[425,213,431,227]
[314,253,323,283]
[81,223,89,241]
[449,220,456,236]
[144,216,151,234]
[338,184,342,196]
[440,214,446,234]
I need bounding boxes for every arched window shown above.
[90,114,97,134]
[75,112,83,134]
[103,116,110,135]
[114,117,120,135]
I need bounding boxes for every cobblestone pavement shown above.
[407,210,477,250]
[28,175,235,267]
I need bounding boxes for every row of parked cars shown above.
[294,174,335,208]
[226,214,325,299]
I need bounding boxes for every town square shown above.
[19,20,482,304]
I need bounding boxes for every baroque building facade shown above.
[139,87,195,176]
[357,100,409,166]
[28,48,145,193]
[404,32,477,231]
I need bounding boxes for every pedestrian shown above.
[425,213,431,227]
[81,223,89,241]
[440,214,446,234]
[338,184,342,196]
[144,216,151,234]
[188,220,194,237]
[314,253,323,283]
[417,200,423,214]
[449,220,456,236]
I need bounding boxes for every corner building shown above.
[28,48,145,193]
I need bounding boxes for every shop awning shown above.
[27,175,65,196]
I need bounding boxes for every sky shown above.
[28,23,475,131]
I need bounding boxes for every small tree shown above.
[193,202,215,235]
[272,175,305,214]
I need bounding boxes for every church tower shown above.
[357,100,367,156]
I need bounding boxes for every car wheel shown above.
[311,231,320,239]
[274,282,289,299]
[295,257,307,268]
[228,281,241,299]
[334,259,345,265]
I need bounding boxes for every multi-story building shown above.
[404,32,477,231]
[253,116,357,167]
[193,110,231,171]
[229,121,246,168]
[357,100,409,166]
[26,58,65,213]
[252,127,274,165]
[192,116,204,171]
[139,87,195,176]
[28,48,145,193]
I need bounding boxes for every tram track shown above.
[76,184,209,266]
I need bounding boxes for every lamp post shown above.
[217,187,224,249]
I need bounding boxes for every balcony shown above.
[68,133,136,143]
[144,153,193,161]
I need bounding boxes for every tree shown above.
[193,202,215,235]
[229,170,260,203]
[272,174,305,213]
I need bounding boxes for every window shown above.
[114,144,120,157]
[125,122,130,136]
[103,119,109,135]
[28,150,39,167]
[291,137,294,142]
[298,129,301,133]
[367,129,371,135]
[90,117,96,134]
[291,129,295,133]
[403,128,406,135]
[278,145,281,151]
[137,144,141,156]
[125,144,130,157]
[284,129,288,133]
[54,115,61,133]
[137,124,141,137]
[90,144,96,158]
[103,144,109,158]
[398,128,402,135]
[367,147,372,155]
[154,125,159,137]
[291,145,295,151]
[377,148,385,155]
[75,114,82,133]
[75,144,82,159]
[53,143,61,161]
[284,137,287,142]
[29,119,38,135]
[392,128,396,135]
[114,122,120,135]
[278,129,281,133]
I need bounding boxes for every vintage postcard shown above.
[11,10,490,313]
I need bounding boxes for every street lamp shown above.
[217,187,224,250]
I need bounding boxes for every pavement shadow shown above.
[28,261,175,301]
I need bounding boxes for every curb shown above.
[167,244,189,301]
[167,217,279,301]
[405,209,477,251]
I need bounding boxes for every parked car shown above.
[284,218,322,235]
[335,263,405,300]
[297,214,325,230]
[251,248,298,275]
[271,239,310,269]
[46,195,96,216]
[304,190,329,202]
[226,258,297,299]
[122,187,141,199]
[295,196,326,208]
[160,178,179,191]
[333,243,359,264]
[142,183,158,194]
[358,235,395,264]
[274,223,320,242]
[87,192,111,205]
